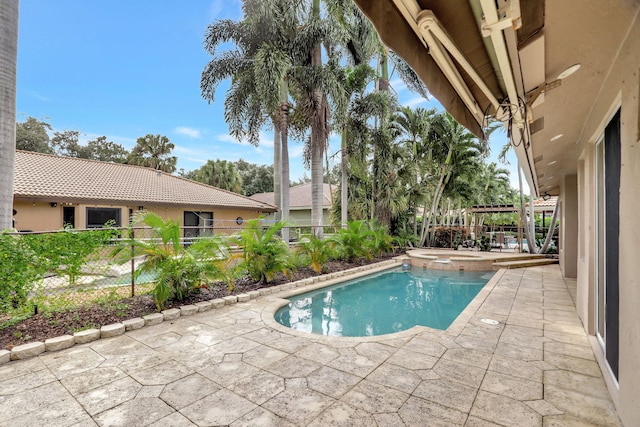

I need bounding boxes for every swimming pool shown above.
[274,266,494,337]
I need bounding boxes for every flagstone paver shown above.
[0,264,623,426]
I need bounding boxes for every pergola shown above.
[469,197,558,248]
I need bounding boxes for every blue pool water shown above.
[275,266,494,337]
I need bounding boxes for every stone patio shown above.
[0,264,622,426]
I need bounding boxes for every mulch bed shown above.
[0,254,397,350]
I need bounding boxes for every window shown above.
[63,206,75,228]
[184,211,213,238]
[86,208,121,228]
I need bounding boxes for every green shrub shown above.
[296,236,336,274]
[238,220,294,285]
[433,227,467,249]
[23,227,118,284]
[391,230,418,250]
[124,212,227,311]
[0,234,40,311]
[0,227,118,312]
[369,221,394,256]
[332,221,375,262]
[477,235,492,252]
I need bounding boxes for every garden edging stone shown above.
[0,258,401,365]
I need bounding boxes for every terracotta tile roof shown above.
[13,150,276,211]
[250,182,334,209]
[526,196,559,210]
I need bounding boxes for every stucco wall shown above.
[574,10,640,425]
[13,201,61,231]
[576,154,595,334]
[253,209,332,227]
[559,175,578,278]
[12,200,267,234]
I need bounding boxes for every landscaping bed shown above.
[0,254,396,350]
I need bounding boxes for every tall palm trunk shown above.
[518,163,536,253]
[373,49,391,228]
[420,149,451,246]
[0,0,19,230]
[310,0,324,238]
[341,128,348,228]
[540,200,559,253]
[273,127,281,222]
[280,79,290,243]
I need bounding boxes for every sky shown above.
[16,0,521,188]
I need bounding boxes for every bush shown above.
[238,220,294,285]
[391,230,418,250]
[369,221,394,255]
[1,227,118,312]
[23,227,118,284]
[332,221,375,262]
[477,235,491,252]
[295,235,336,274]
[433,227,468,249]
[125,212,227,311]
[0,234,40,311]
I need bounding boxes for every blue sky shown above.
[16,0,519,187]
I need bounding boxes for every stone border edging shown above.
[0,258,402,365]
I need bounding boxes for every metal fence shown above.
[423,224,559,252]
[0,224,344,318]
[0,223,557,321]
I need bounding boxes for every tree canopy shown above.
[127,134,177,173]
[15,117,128,163]
[182,159,243,193]
[15,117,53,154]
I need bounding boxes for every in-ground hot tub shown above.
[405,249,496,271]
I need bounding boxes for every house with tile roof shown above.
[250,182,334,226]
[12,150,276,233]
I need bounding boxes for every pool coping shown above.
[1,257,505,363]
[261,260,507,343]
[0,257,402,363]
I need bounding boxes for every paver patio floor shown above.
[0,264,622,426]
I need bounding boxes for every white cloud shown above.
[174,126,202,139]
[217,133,252,146]
[26,90,49,102]
[217,131,274,148]
[403,96,428,108]
[174,145,206,156]
[75,132,137,149]
[208,0,242,20]
[183,156,208,165]
[289,145,304,158]
[389,78,407,93]
[207,0,224,20]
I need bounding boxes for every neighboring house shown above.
[12,150,275,234]
[355,1,640,424]
[250,182,334,226]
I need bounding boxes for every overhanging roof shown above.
[354,0,544,195]
[13,151,276,211]
[250,182,333,210]
[356,0,640,198]
[354,0,503,139]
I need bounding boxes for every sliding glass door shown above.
[594,109,620,380]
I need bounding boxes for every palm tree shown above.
[419,112,484,246]
[334,5,380,228]
[186,159,243,193]
[201,0,298,240]
[0,0,19,230]
[393,106,436,234]
[127,134,177,173]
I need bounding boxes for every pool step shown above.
[491,254,547,263]
[492,258,559,270]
